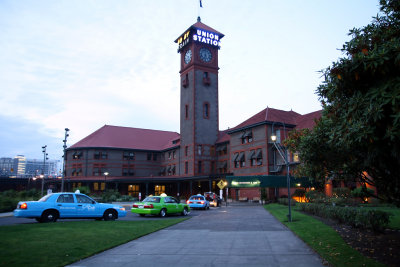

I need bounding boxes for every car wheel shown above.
[103,209,117,221]
[159,208,167,217]
[35,218,43,223]
[139,214,146,217]
[181,207,188,216]
[41,210,58,223]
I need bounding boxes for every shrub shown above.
[351,187,375,203]
[100,189,121,203]
[299,203,390,232]
[293,189,306,197]
[278,198,297,206]
[305,190,326,203]
[332,187,351,198]
[72,186,91,195]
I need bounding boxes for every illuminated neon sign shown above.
[176,28,222,51]
[177,31,191,51]
[193,29,221,47]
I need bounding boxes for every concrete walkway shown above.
[68,205,324,267]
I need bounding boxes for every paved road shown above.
[67,205,324,267]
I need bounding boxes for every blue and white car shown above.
[186,194,210,210]
[13,191,127,223]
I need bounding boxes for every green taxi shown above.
[131,193,190,217]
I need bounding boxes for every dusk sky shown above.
[0,0,380,161]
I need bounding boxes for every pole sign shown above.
[217,180,226,190]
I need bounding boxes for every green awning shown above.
[226,175,314,188]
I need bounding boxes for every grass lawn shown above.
[0,218,188,267]
[264,204,385,267]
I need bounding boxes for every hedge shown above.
[299,203,390,232]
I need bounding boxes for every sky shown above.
[0,0,381,161]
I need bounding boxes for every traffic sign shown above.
[217,180,226,189]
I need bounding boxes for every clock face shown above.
[184,49,192,64]
[199,48,212,62]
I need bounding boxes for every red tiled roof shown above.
[191,21,224,37]
[229,107,321,132]
[217,130,231,144]
[175,19,224,43]
[295,110,322,130]
[70,125,180,151]
[230,107,300,131]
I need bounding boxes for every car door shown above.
[164,197,178,214]
[75,194,100,218]
[56,194,77,218]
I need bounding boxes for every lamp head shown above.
[104,172,109,176]
[271,135,277,142]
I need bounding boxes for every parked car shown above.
[13,191,127,223]
[187,194,210,210]
[204,192,221,207]
[131,194,190,217]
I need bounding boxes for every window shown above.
[76,195,93,204]
[185,161,188,174]
[128,184,140,197]
[123,151,135,160]
[183,73,189,88]
[93,164,106,176]
[185,146,189,156]
[250,149,263,166]
[210,161,215,173]
[241,131,253,144]
[210,146,215,156]
[57,194,74,203]
[185,104,189,119]
[155,185,165,196]
[173,150,176,159]
[198,145,202,155]
[218,161,227,173]
[293,152,299,162]
[203,103,209,119]
[198,161,202,174]
[153,153,158,161]
[168,151,172,159]
[203,72,210,85]
[147,153,152,161]
[122,164,135,176]
[73,151,83,159]
[94,151,107,159]
[233,152,245,168]
[217,145,227,156]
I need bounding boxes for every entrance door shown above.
[235,189,240,201]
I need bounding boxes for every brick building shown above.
[66,18,321,201]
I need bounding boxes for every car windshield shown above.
[38,194,52,202]
[142,197,161,203]
[190,196,204,200]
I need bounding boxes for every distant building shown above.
[66,18,321,200]
[25,159,60,177]
[0,157,14,176]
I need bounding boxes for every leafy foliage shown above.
[286,0,400,206]
[299,203,391,232]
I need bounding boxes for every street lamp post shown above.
[61,128,70,192]
[104,172,109,191]
[41,145,48,196]
[271,133,292,222]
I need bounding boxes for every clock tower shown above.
[175,17,224,176]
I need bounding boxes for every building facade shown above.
[66,18,321,201]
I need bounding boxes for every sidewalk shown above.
[67,205,324,267]
[0,212,13,218]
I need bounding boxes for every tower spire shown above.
[197,16,201,22]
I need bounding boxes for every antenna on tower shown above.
[197,0,203,21]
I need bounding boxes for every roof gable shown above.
[70,125,180,151]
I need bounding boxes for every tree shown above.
[286,0,400,206]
